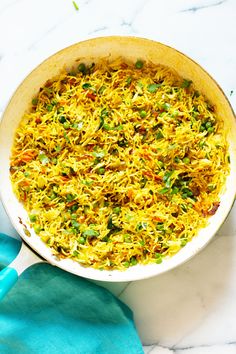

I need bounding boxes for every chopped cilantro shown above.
[136,222,148,231]
[147,83,161,93]
[63,132,70,143]
[82,229,99,238]
[38,153,49,165]
[72,1,79,11]
[135,60,144,69]
[155,130,164,140]
[92,150,106,159]
[32,98,38,105]
[181,79,192,88]
[82,83,92,90]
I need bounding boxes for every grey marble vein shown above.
[174,342,236,352]
[88,26,108,35]
[0,0,20,14]
[143,345,162,354]
[181,0,227,13]
[120,20,137,34]
[144,342,236,353]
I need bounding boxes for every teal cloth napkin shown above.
[0,233,143,354]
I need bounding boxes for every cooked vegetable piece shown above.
[135,60,144,69]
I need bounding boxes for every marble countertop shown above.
[1,0,236,353]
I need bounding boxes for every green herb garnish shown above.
[181,79,192,88]
[72,1,79,11]
[135,60,144,69]
[147,83,161,93]
[82,229,99,238]
[39,153,49,165]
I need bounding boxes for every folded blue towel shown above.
[0,233,143,354]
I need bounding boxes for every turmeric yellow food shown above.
[10,58,229,270]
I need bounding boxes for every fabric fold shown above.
[0,233,143,354]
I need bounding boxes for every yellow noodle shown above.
[10,58,229,270]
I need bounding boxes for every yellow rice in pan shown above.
[10,58,229,270]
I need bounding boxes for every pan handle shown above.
[0,241,43,301]
[0,267,18,301]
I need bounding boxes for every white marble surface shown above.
[0,0,236,353]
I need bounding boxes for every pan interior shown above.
[0,36,235,282]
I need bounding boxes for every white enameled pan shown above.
[0,36,236,300]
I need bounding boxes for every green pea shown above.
[139,110,147,118]
[199,140,206,148]
[78,63,87,74]
[207,126,214,133]
[135,60,144,69]
[63,121,70,129]
[156,258,162,264]
[205,121,212,128]
[183,157,190,164]
[29,214,37,222]
[78,236,86,245]
[97,167,105,175]
[155,252,163,264]
[113,206,121,215]
[181,239,187,247]
[103,123,112,130]
[130,256,138,266]
[33,224,41,234]
[32,98,38,105]
[71,220,80,229]
[46,104,53,112]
